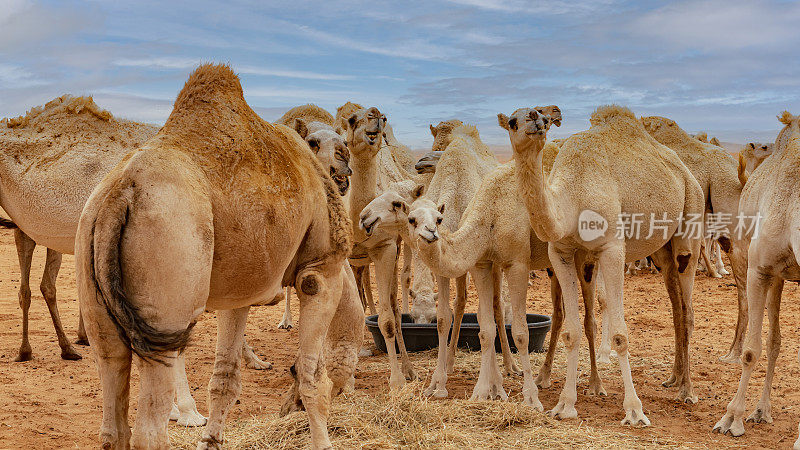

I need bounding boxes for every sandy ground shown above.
[1,227,799,449]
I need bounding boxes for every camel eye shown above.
[392,201,402,209]
[508,118,517,130]
[436,217,442,225]
[409,217,416,225]
[308,138,319,148]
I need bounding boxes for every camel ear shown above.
[412,184,425,199]
[294,118,308,138]
[430,124,437,137]
[438,203,445,214]
[409,289,416,299]
[497,113,510,130]
[537,105,562,127]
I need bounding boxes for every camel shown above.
[641,115,747,363]
[0,94,255,427]
[713,112,800,450]
[501,104,703,423]
[274,104,352,329]
[739,142,774,177]
[363,148,608,407]
[75,64,359,449]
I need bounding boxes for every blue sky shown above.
[1,0,799,149]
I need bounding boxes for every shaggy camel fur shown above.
[275,104,352,329]
[713,112,800,450]
[642,115,747,363]
[75,64,356,449]
[502,104,703,423]
[0,95,240,426]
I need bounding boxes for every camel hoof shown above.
[470,380,508,401]
[677,391,698,405]
[746,407,773,424]
[713,413,745,436]
[277,321,293,330]
[245,358,273,370]
[546,402,577,420]
[177,410,207,427]
[403,366,418,381]
[15,349,32,362]
[661,375,678,388]
[505,363,523,377]
[534,374,551,389]
[61,347,83,361]
[389,374,406,390]
[584,383,607,397]
[75,338,90,346]
[621,408,651,427]
[719,352,741,365]
[424,387,448,398]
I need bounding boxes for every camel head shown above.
[293,118,352,195]
[743,142,774,172]
[498,105,561,153]
[345,106,386,158]
[407,198,444,245]
[359,183,424,236]
[414,151,443,174]
[429,119,464,152]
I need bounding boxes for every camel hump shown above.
[2,94,113,129]
[590,104,636,126]
[277,104,334,127]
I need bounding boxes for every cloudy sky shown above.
[1,0,798,149]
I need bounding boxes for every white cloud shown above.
[114,58,355,80]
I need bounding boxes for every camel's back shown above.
[0,95,159,251]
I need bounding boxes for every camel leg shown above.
[370,243,414,388]
[400,242,412,315]
[76,312,89,346]
[390,252,415,380]
[469,263,507,401]
[493,265,520,376]
[747,279,784,424]
[545,246,580,420]
[13,229,35,362]
[278,286,293,329]
[596,269,614,364]
[577,259,605,396]
[598,244,649,426]
[363,265,376,316]
[324,264,364,396]
[424,275,452,398]
[536,268,561,388]
[721,241,748,363]
[701,239,721,278]
[198,307,248,449]
[446,275,467,373]
[131,354,178,449]
[673,239,699,404]
[713,240,730,275]
[507,262,542,409]
[40,248,82,360]
[169,352,207,426]
[242,336,272,370]
[713,269,774,437]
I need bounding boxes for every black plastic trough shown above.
[365,313,551,354]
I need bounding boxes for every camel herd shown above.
[0,62,797,449]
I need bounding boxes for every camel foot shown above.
[661,374,679,388]
[60,346,82,361]
[277,319,293,330]
[170,404,207,427]
[74,337,90,346]
[245,356,272,370]
[621,406,651,427]
[584,379,607,396]
[676,386,698,405]
[470,377,508,401]
[719,350,741,365]
[713,413,745,436]
[534,372,552,389]
[15,347,32,362]
[504,361,522,376]
[196,434,223,450]
[522,378,543,411]
[402,363,418,381]
[358,347,373,358]
[546,401,578,420]
[424,370,448,398]
[719,268,730,276]
[389,372,406,390]
[746,404,773,424]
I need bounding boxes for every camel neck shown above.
[349,153,380,241]
[513,140,565,242]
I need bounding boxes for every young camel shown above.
[274,103,352,329]
[642,116,748,363]
[501,104,703,423]
[0,95,252,426]
[739,142,774,177]
[76,64,357,449]
[713,112,800,449]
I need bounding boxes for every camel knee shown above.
[300,273,322,296]
[561,331,577,350]
[676,252,692,273]
[378,316,395,340]
[582,262,594,283]
[40,282,56,302]
[612,334,628,354]
[18,287,31,308]
[742,349,759,368]
[478,329,495,347]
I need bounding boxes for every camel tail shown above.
[737,152,748,187]
[0,216,18,229]
[90,183,194,364]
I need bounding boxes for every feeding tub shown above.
[365,313,551,354]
